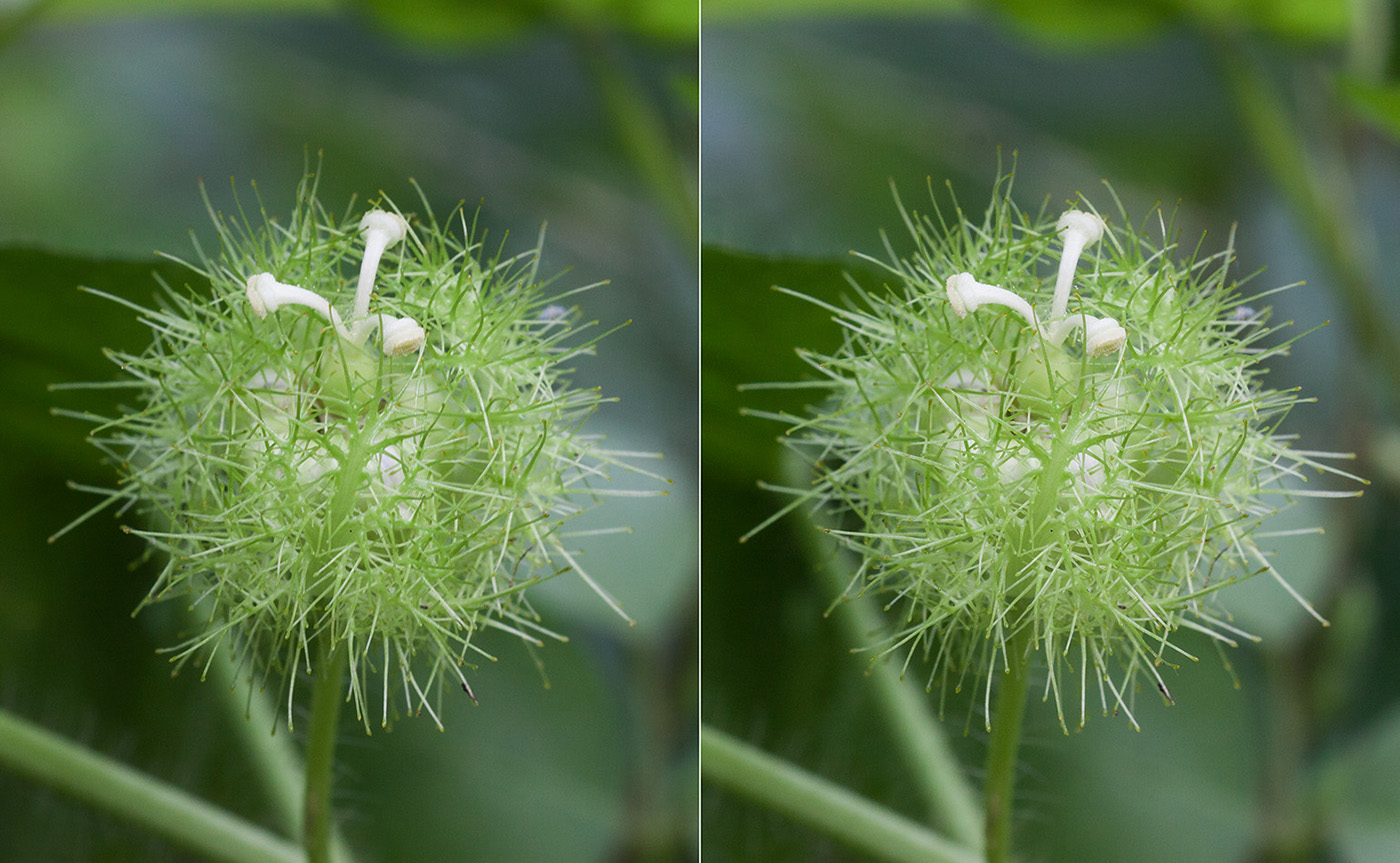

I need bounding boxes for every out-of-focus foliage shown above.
[702,0,1348,42]
[0,0,696,860]
[350,0,696,44]
[701,0,1400,860]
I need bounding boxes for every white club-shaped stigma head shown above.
[1043,311,1128,357]
[945,272,1038,330]
[351,210,411,339]
[1084,315,1127,357]
[1057,209,1106,247]
[246,272,276,318]
[359,209,409,248]
[246,273,350,339]
[380,315,426,356]
[1051,209,1108,320]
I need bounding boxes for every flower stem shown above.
[701,725,980,863]
[0,706,301,863]
[982,432,1069,862]
[983,626,1033,863]
[304,636,348,863]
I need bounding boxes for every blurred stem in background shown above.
[206,632,357,863]
[574,21,698,245]
[0,706,302,863]
[0,619,357,863]
[1214,33,1399,406]
[776,446,983,849]
[700,725,979,863]
[700,447,982,860]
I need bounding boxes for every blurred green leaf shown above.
[340,640,629,863]
[350,0,695,46]
[48,0,334,16]
[1322,707,1400,861]
[703,0,1346,39]
[1223,496,1341,646]
[0,246,191,672]
[0,247,188,474]
[989,0,1349,44]
[1031,634,1261,862]
[989,0,1168,43]
[1342,77,1400,147]
[702,0,969,19]
[700,245,885,486]
[532,432,696,645]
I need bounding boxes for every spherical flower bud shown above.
[754,176,1363,730]
[61,176,649,729]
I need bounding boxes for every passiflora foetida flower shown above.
[60,173,654,729]
[750,174,1363,730]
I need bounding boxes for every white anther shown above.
[945,272,1038,330]
[246,273,351,340]
[351,209,409,341]
[1050,210,1107,320]
[377,315,426,356]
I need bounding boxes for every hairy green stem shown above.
[300,414,367,863]
[303,638,348,863]
[783,449,982,848]
[701,725,980,863]
[983,626,1032,863]
[0,706,301,863]
[983,421,1070,862]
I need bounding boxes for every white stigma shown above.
[1043,312,1128,357]
[351,209,409,343]
[250,210,429,357]
[1050,210,1106,320]
[246,273,351,340]
[945,272,1038,330]
[377,315,427,356]
[1084,316,1127,357]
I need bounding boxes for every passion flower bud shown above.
[753,174,1363,732]
[59,175,650,730]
